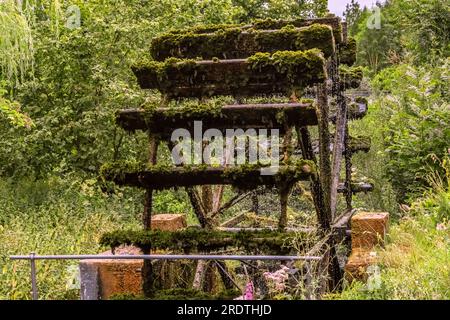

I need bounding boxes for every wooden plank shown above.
[133,50,327,97]
[151,25,335,61]
[117,103,318,133]
[166,17,344,44]
[102,164,315,190]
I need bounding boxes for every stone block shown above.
[151,214,187,231]
[344,248,377,282]
[351,211,389,249]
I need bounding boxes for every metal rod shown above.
[11,254,322,262]
[30,252,38,300]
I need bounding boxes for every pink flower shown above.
[244,281,254,300]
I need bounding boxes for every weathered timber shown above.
[339,37,357,66]
[330,98,368,122]
[340,65,364,89]
[166,17,344,44]
[117,103,318,133]
[133,50,327,98]
[151,25,335,61]
[303,135,371,155]
[337,182,374,194]
[251,17,344,44]
[102,164,315,190]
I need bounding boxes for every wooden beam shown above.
[337,182,374,194]
[133,51,327,97]
[102,164,315,190]
[166,17,344,44]
[151,25,335,61]
[117,103,318,133]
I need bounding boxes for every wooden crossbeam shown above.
[337,182,374,194]
[102,163,315,190]
[300,135,371,156]
[330,98,368,122]
[151,25,335,61]
[117,103,317,133]
[133,50,327,98]
[166,17,344,44]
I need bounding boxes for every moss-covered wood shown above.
[337,182,374,194]
[100,228,306,254]
[330,98,368,123]
[164,16,344,44]
[347,135,371,154]
[339,37,357,66]
[117,103,317,133]
[339,65,364,89]
[133,50,327,98]
[251,17,344,44]
[150,24,335,61]
[100,161,315,190]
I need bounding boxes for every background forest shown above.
[0,0,448,299]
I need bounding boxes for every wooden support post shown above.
[142,134,159,298]
[344,124,353,210]
[330,94,348,219]
[316,83,332,226]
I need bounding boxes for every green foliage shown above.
[328,194,450,300]
[354,0,449,72]
[372,61,450,201]
[0,177,140,299]
[0,81,32,128]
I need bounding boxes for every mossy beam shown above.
[132,50,327,98]
[347,135,371,154]
[306,135,371,156]
[99,229,307,254]
[339,65,364,89]
[252,17,344,44]
[150,24,335,61]
[100,161,315,190]
[339,37,357,66]
[117,103,317,133]
[330,97,368,122]
[337,182,374,194]
[165,17,344,44]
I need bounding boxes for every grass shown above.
[328,184,450,300]
[0,176,142,300]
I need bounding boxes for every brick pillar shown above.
[344,211,389,281]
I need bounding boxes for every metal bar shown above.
[11,254,322,261]
[30,252,38,300]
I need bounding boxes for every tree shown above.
[343,0,362,36]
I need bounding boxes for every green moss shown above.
[339,37,357,66]
[339,65,363,89]
[150,24,335,61]
[348,135,371,153]
[166,23,245,36]
[100,160,315,191]
[247,49,327,90]
[252,18,343,44]
[109,288,241,300]
[133,49,327,95]
[100,228,301,254]
[151,27,242,60]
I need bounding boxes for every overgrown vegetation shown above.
[0,0,448,300]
